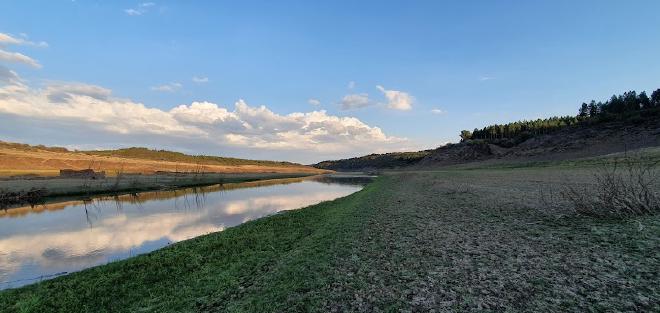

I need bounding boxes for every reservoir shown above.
[0,175,367,290]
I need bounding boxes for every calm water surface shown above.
[0,176,367,290]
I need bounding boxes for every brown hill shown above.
[316,116,660,171]
[0,142,326,177]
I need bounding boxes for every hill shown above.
[0,142,324,177]
[84,147,298,167]
[315,88,660,170]
[313,150,432,171]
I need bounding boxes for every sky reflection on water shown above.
[0,176,365,289]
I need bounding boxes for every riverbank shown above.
[1,165,658,312]
[0,172,317,208]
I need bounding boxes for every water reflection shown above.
[0,175,368,289]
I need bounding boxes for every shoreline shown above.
[0,172,317,209]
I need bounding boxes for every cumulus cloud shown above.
[192,76,208,83]
[0,79,407,162]
[151,82,182,92]
[0,49,41,68]
[0,33,48,47]
[376,85,413,111]
[308,98,320,106]
[340,93,373,110]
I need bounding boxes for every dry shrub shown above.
[0,188,46,208]
[561,155,659,218]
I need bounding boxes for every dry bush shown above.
[561,155,659,218]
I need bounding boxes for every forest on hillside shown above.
[461,88,660,141]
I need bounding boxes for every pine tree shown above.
[579,103,589,117]
[638,91,651,109]
[651,89,660,108]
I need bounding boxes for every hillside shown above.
[0,141,324,177]
[314,150,432,171]
[421,117,660,167]
[85,147,298,167]
[315,88,660,171]
[316,115,660,171]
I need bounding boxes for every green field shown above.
[1,164,659,312]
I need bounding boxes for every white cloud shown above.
[340,93,372,110]
[430,108,444,115]
[0,48,41,68]
[45,82,112,102]
[479,76,495,81]
[0,79,407,162]
[124,2,157,16]
[192,76,208,83]
[151,82,182,92]
[0,33,48,47]
[348,81,355,89]
[0,66,22,85]
[124,9,143,15]
[376,85,414,111]
[308,98,320,106]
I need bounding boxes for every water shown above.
[0,175,368,290]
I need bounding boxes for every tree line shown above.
[461,88,660,141]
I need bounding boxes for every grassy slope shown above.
[1,167,659,312]
[0,142,324,177]
[0,142,298,168]
[84,147,298,167]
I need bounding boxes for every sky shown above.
[1,1,659,163]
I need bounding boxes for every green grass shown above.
[1,167,659,312]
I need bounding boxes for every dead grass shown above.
[557,155,660,218]
[0,145,327,177]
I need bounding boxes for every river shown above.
[0,175,369,290]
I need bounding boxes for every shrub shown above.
[561,155,659,218]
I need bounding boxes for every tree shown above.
[622,91,639,111]
[608,95,625,113]
[588,100,598,117]
[638,91,651,109]
[651,89,660,108]
[579,102,589,117]
[460,130,472,141]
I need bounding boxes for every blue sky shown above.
[1,1,659,163]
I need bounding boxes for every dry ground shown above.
[0,146,324,177]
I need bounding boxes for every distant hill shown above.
[84,147,299,167]
[314,151,433,171]
[314,88,660,170]
[0,142,323,176]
